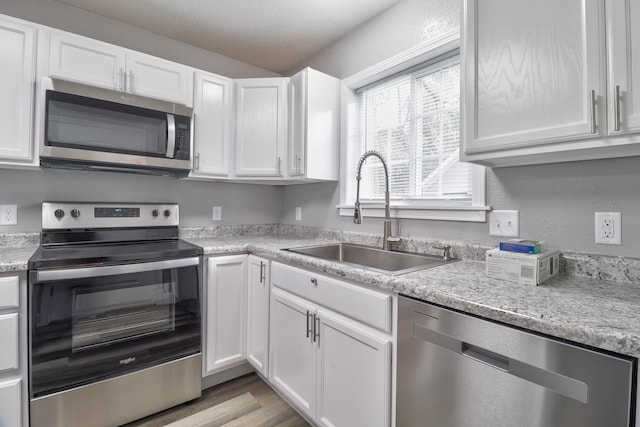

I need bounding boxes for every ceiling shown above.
[53,0,402,74]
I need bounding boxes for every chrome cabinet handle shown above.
[259,261,265,284]
[129,70,135,93]
[313,313,320,343]
[118,68,124,91]
[306,310,312,338]
[277,157,282,176]
[590,90,597,134]
[614,85,621,132]
[297,156,301,174]
[194,153,200,170]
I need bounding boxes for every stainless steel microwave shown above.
[40,78,192,177]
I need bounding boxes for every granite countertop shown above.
[187,235,640,360]
[3,234,639,360]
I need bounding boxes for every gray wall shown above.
[0,168,283,232]
[281,0,640,258]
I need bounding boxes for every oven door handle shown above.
[36,257,200,282]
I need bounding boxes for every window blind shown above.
[356,56,472,203]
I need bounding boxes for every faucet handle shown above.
[433,245,452,262]
[387,235,402,246]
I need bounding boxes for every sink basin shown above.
[284,243,457,275]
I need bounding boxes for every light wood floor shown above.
[123,373,310,427]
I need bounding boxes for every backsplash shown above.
[5,225,640,285]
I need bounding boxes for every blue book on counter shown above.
[499,239,543,254]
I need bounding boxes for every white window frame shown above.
[338,30,489,222]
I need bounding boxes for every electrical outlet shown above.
[212,206,222,221]
[595,212,621,245]
[0,204,17,225]
[295,207,302,221]
[489,210,519,237]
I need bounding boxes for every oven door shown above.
[29,257,201,399]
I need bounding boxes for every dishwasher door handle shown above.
[413,323,588,403]
[462,342,509,371]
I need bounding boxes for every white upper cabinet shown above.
[49,32,125,91]
[0,16,37,164]
[287,68,340,182]
[234,78,288,178]
[607,0,640,135]
[462,0,606,165]
[49,31,192,105]
[190,71,233,179]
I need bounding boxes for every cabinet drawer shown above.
[0,276,19,309]
[0,378,21,427]
[0,313,18,371]
[272,263,392,333]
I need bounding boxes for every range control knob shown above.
[70,209,80,218]
[163,209,171,217]
[152,209,159,217]
[54,209,65,219]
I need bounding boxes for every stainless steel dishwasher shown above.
[397,295,636,427]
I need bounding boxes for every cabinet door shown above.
[607,0,640,134]
[462,0,605,154]
[288,70,306,177]
[316,309,391,427]
[0,18,36,162]
[234,78,288,177]
[269,288,316,419]
[49,32,125,91]
[126,52,192,105]
[246,256,270,377]
[0,314,18,372]
[288,68,340,181]
[204,255,247,376]
[0,379,21,427]
[191,72,233,178]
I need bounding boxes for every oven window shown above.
[71,275,176,351]
[46,91,168,157]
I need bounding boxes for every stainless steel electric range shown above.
[28,202,203,427]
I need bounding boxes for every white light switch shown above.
[295,207,302,221]
[489,210,519,237]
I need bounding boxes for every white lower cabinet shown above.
[0,379,21,427]
[203,255,248,376]
[269,263,392,427]
[0,272,27,427]
[246,255,270,377]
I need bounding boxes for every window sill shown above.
[337,204,490,222]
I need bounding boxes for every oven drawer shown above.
[0,313,18,372]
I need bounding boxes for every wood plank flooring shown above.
[122,373,310,427]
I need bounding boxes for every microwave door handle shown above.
[36,257,200,282]
[166,114,176,158]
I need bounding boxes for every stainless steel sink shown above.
[284,243,457,275]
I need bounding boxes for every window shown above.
[340,37,488,222]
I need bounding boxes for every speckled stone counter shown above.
[0,233,39,272]
[187,234,640,360]
[3,229,639,360]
